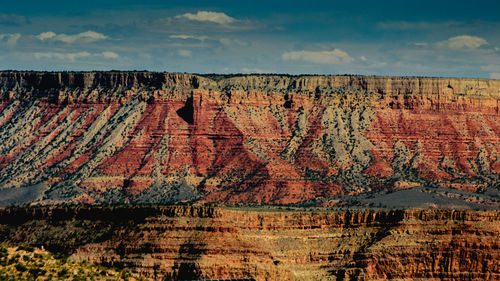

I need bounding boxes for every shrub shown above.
[58,268,69,278]
[29,267,47,277]
[15,263,28,272]
[17,245,35,252]
[72,275,87,281]
[0,245,7,256]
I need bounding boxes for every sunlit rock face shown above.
[0,72,499,205]
[0,206,499,280]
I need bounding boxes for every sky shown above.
[0,0,499,78]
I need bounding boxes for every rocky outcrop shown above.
[225,208,500,280]
[0,72,499,205]
[0,206,498,280]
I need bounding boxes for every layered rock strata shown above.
[0,72,499,205]
[0,206,498,280]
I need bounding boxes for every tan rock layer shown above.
[1,72,499,100]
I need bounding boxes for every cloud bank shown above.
[36,31,108,43]
[175,11,236,25]
[436,35,487,49]
[33,51,119,61]
[282,49,354,64]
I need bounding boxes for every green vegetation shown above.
[0,243,150,281]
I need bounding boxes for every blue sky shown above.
[0,0,499,78]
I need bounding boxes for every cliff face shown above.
[0,206,499,280]
[0,72,499,205]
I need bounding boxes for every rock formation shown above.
[0,72,499,205]
[0,206,498,280]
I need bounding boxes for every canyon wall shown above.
[0,206,499,280]
[0,72,499,205]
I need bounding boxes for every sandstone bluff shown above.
[0,72,499,206]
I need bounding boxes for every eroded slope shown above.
[0,72,499,205]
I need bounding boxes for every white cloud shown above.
[490,73,500,79]
[33,51,92,61]
[36,31,56,40]
[33,51,118,61]
[175,11,236,25]
[359,56,367,61]
[101,51,119,58]
[169,35,247,46]
[436,35,487,49]
[36,30,108,43]
[153,11,258,33]
[282,49,354,64]
[170,34,208,41]
[0,33,21,46]
[177,49,192,57]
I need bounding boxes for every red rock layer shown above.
[0,72,498,205]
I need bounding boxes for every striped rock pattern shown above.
[0,72,499,205]
[0,206,499,280]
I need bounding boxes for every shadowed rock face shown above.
[0,206,498,280]
[0,72,499,205]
